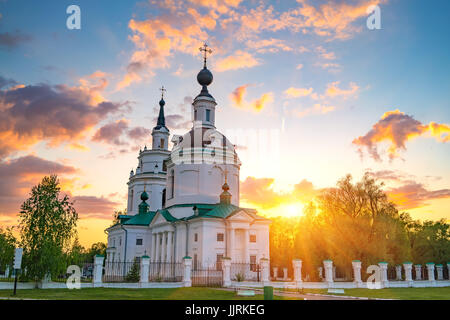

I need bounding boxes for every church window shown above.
[250,255,257,271]
[194,110,198,121]
[119,237,122,246]
[250,234,256,243]
[216,233,224,242]
[160,138,164,149]
[112,238,115,247]
[129,189,134,211]
[206,109,211,122]
[170,170,175,199]
[136,238,143,246]
[194,254,198,270]
[194,233,198,242]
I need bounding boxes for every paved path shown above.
[217,287,381,300]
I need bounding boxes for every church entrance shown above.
[191,263,223,287]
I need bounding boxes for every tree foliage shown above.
[269,173,449,278]
[18,175,78,281]
[0,227,16,272]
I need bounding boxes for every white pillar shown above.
[151,233,156,262]
[222,258,231,287]
[244,228,249,263]
[395,265,402,280]
[378,262,389,288]
[403,262,413,286]
[183,256,192,287]
[140,256,150,284]
[156,233,161,262]
[93,255,104,285]
[283,267,288,281]
[447,263,450,280]
[436,264,443,280]
[352,260,362,287]
[161,232,167,262]
[323,260,333,286]
[292,259,303,288]
[273,267,278,280]
[415,264,422,280]
[229,228,235,261]
[260,258,270,286]
[166,231,173,262]
[426,262,435,285]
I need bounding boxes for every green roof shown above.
[123,211,156,226]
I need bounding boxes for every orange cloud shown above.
[292,103,335,118]
[326,81,359,97]
[284,87,314,98]
[214,50,260,72]
[353,110,450,161]
[387,182,450,210]
[230,84,273,112]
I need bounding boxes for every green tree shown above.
[0,227,16,272]
[126,258,140,282]
[86,242,107,261]
[18,175,78,281]
[111,209,126,227]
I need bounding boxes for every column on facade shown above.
[244,228,249,263]
[156,233,161,262]
[151,233,157,262]
[166,231,173,262]
[161,232,167,262]
[228,227,235,260]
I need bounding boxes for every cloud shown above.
[387,182,450,210]
[230,84,273,112]
[315,46,336,60]
[214,50,261,72]
[284,87,314,98]
[326,81,359,97]
[246,38,293,53]
[0,155,78,217]
[0,76,17,89]
[240,176,319,209]
[296,64,304,70]
[292,103,335,118]
[0,76,126,158]
[353,110,450,161]
[72,195,120,219]
[0,31,31,49]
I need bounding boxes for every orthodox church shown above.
[105,45,270,267]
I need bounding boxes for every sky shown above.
[0,0,449,247]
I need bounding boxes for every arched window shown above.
[129,189,134,211]
[162,188,166,208]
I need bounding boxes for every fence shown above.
[52,261,94,283]
[334,266,352,282]
[230,262,261,282]
[191,263,223,287]
[103,261,140,283]
[148,262,183,282]
[0,265,15,282]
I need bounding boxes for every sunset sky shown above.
[1,0,449,247]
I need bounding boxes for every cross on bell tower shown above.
[199,43,212,68]
[159,85,166,99]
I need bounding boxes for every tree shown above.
[18,175,78,281]
[0,227,16,272]
[86,242,107,261]
[110,209,126,227]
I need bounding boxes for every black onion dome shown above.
[140,190,149,201]
[197,67,213,87]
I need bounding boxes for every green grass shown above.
[0,287,297,300]
[296,287,450,300]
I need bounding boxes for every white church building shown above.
[105,46,270,268]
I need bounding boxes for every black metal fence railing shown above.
[0,265,15,282]
[191,263,223,287]
[230,262,261,282]
[387,266,397,281]
[443,266,449,280]
[334,267,352,282]
[52,261,94,283]
[103,261,140,283]
[148,262,183,282]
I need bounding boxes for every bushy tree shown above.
[18,175,78,281]
[0,227,16,272]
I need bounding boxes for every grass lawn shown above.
[0,287,296,300]
[297,287,450,300]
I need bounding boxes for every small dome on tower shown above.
[140,190,149,201]
[197,67,213,87]
[159,98,165,107]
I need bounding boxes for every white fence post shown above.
[435,264,443,280]
[352,260,362,288]
[183,256,192,287]
[140,256,150,285]
[378,262,389,288]
[283,267,288,281]
[292,259,302,288]
[395,265,402,280]
[323,260,333,287]
[426,262,436,286]
[403,262,413,287]
[272,266,278,280]
[93,255,104,286]
[260,258,270,286]
[222,258,231,287]
[415,264,422,280]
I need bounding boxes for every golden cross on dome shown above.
[199,43,212,67]
[159,85,166,99]
[223,167,228,184]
